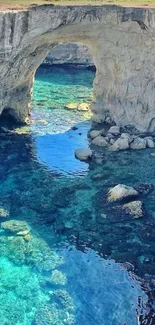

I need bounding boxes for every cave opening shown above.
[30,43,96,174]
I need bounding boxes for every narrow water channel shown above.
[0,65,154,324]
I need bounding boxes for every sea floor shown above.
[0,65,154,324]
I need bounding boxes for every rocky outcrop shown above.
[75,148,92,161]
[1,5,155,131]
[107,184,139,203]
[43,43,93,66]
[88,124,155,150]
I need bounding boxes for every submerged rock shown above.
[119,201,144,219]
[51,289,75,311]
[1,220,30,235]
[92,136,108,147]
[107,201,144,223]
[75,148,92,161]
[91,172,105,180]
[130,137,147,150]
[34,303,74,325]
[89,128,106,139]
[50,270,67,286]
[0,207,9,218]
[64,102,90,111]
[136,183,154,195]
[107,184,139,202]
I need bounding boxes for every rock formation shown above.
[43,43,93,66]
[0,5,155,131]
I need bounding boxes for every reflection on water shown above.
[0,66,153,324]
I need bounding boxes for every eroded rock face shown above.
[0,5,155,131]
[44,43,93,66]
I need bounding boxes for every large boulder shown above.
[136,183,154,195]
[89,130,102,139]
[144,137,155,148]
[64,102,90,111]
[75,148,92,161]
[108,126,120,135]
[1,220,30,235]
[109,136,129,151]
[119,201,144,219]
[121,133,133,144]
[130,137,147,150]
[92,136,108,147]
[107,184,139,202]
[89,128,106,139]
[108,201,144,223]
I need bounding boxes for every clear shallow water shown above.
[0,66,154,324]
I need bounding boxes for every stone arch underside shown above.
[1,5,155,131]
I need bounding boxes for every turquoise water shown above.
[0,65,154,324]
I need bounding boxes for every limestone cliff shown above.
[43,43,93,66]
[0,5,155,131]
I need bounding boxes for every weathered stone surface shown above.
[89,130,101,139]
[110,137,129,151]
[121,133,133,144]
[107,184,139,202]
[108,126,120,135]
[144,136,155,148]
[130,137,147,150]
[75,148,92,161]
[1,220,30,235]
[1,5,155,131]
[44,43,93,66]
[92,136,108,147]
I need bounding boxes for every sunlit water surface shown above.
[0,66,154,324]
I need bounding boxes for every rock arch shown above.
[1,5,155,131]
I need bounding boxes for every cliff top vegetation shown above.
[0,0,155,10]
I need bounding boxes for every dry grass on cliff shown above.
[0,0,155,10]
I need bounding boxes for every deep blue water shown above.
[0,65,154,324]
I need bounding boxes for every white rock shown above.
[107,184,139,202]
[89,128,106,139]
[75,148,92,161]
[92,136,108,147]
[121,133,133,144]
[130,137,147,150]
[108,126,120,135]
[109,137,129,151]
[89,130,101,139]
[122,201,144,219]
[144,137,155,148]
